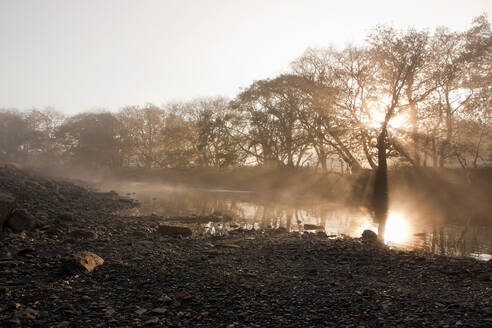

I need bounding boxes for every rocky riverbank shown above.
[0,166,491,327]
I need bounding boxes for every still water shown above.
[114,182,492,261]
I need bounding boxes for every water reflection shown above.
[384,212,410,245]
[117,183,491,260]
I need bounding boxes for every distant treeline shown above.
[1,16,491,172]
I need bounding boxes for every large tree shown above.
[118,104,166,168]
[367,26,429,238]
[57,112,124,168]
[232,75,312,168]
[0,110,32,162]
[181,97,244,168]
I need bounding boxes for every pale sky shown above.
[0,0,490,115]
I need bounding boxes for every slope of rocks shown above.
[0,166,491,327]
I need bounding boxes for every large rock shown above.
[63,251,104,274]
[361,229,379,243]
[5,208,35,233]
[157,225,192,237]
[0,192,16,232]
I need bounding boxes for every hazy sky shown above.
[1,0,490,115]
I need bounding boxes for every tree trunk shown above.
[407,82,420,166]
[440,90,453,168]
[373,127,389,241]
[409,100,420,166]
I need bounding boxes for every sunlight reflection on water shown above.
[117,184,492,261]
[384,211,411,245]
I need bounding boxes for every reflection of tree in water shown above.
[421,224,491,258]
[126,188,491,259]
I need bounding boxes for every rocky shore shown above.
[0,166,491,327]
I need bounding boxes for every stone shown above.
[215,243,240,249]
[0,192,16,232]
[151,307,167,314]
[62,251,104,274]
[57,212,74,222]
[21,307,39,320]
[118,197,134,204]
[135,308,147,315]
[361,229,378,243]
[157,225,192,237]
[144,317,159,325]
[94,191,118,200]
[132,231,147,238]
[69,229,98,240]
[273,227,288,234]
[17,248,35,257]
[5,209,35,233]
[304,224,324,230]
[478,272,491,282]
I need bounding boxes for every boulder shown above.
[5,209,35,233]
[63,251,104,274]
[157,225,192,237]
[361,229,379,243]
[0,192,16,232]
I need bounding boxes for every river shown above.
[112,182,492,261]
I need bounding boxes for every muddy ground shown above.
[0,166,491,327]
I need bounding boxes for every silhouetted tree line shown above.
[1,16,491,172]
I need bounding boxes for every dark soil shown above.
[1,166,491,327]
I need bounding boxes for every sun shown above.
[364,107,410,131]
[388,113,410,131]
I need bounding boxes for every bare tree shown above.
[232,75,311,168]
[367,26,429,238]
[118,104,166,168]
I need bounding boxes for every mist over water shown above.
[105,178,492,261]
